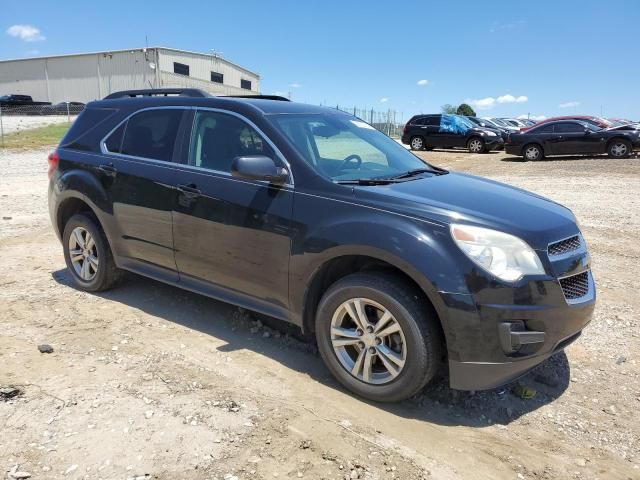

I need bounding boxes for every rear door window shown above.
[120,109,184,161]
[554,122,583,133]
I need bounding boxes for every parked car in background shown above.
[466,116,510,142]
[521,116,613,132]
[48,88,595,402]
[40,101,86,115]
[518,118,538,127]
[0,94,51,108]
[483,117,520,133]
[506,120,640,160]
[500,118,528,128]
[402,114,504,153]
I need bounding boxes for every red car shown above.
[521,115,613,132]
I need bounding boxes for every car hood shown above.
[353,172,577,249]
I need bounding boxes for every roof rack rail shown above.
[104,88,209,99]
[220,95,291,101]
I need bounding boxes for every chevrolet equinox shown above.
[48,89,595,402]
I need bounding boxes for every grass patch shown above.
[0,123,70,150]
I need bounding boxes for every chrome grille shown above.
[548,235,581,256]
[559,271,590,300]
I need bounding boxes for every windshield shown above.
[270,113,434,181]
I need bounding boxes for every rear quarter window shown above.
[60,107,119,151]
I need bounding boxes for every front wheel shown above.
[608,139,631,158]
[315,273,442,402]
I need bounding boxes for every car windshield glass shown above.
[270,113,437,181]
[0,95,8,101]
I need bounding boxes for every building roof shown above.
[0,46,259,78]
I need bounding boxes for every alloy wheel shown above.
[68,226,99,281]
[330,298,407,385]
[610,142,628,157]
[469,139,483,153]
[410,137,423,150]
[525,146,540,160]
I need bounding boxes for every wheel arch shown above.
[52,168,113,240]
[299,249,447,349]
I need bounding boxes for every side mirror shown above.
[584,128,591,134]
[231,155,289,185]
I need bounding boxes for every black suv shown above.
[48,89,594,402]
[402,114,505,153]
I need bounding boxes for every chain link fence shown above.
[334,105,404,138]
[0,101,406,147]
[0,103,85,147]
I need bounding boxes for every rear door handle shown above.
[177,183,202,198]
[97,163,117,176]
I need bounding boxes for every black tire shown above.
[607,139,631,158]
[409,136,425,151]
[315,272,442,402]
[522,143,544,161]
[62,213,123,292]
[467,137,485,154]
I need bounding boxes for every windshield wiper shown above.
[388,167,448,179]
[335,178,402,186]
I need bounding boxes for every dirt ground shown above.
[0,116,74,135]
[1,145,639,480]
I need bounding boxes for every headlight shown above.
[484,131,497,136]
[450,224,545,282]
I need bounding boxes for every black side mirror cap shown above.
[231,155,289,185]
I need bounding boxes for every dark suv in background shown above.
[48,89,594,402]
[402,114,504,153]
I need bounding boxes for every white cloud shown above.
[380,97,389,103]
[289,83,301,88]
[7,24,45,42]
[416,79,428,86]
[468,93,528,110]
[497,94,528,104]
[559,101,580,108]
[467,97,496,110]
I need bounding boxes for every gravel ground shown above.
[1,146,639,480]
[0,115,75,136]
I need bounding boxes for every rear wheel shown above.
[315,273,442,402]
[523,143,543,161]
[62,213,123,292]
[467,137,485,154]
[410,136,425,151]
[608,139,631,158]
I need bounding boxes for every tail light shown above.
[47,150,59,179]
[403,123,409,134]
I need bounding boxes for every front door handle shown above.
[97,163,117,177]
[177,183,202,198]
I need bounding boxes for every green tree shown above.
[456,103,476,116]
[441,104,457,114]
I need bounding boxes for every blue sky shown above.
[2,0,639,121]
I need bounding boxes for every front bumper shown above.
[438,242,595,391]
[505,145,521,156]
[484,136,504,150]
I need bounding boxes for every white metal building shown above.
[0,47,261,103]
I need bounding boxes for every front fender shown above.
[289,199,472,334]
